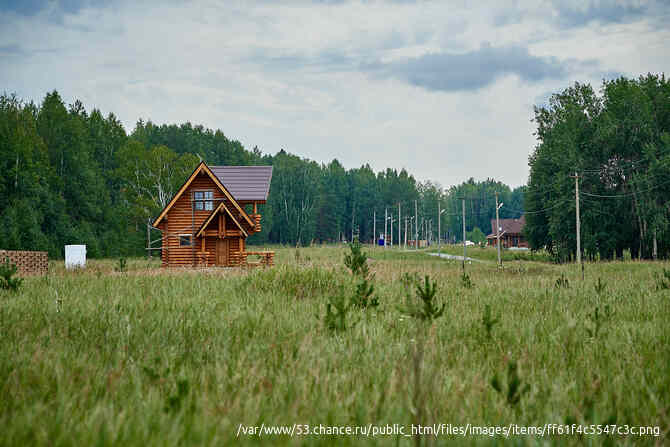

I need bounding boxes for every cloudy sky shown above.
[1,0,669,187]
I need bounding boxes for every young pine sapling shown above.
[461,272,473,289]
[0,257,23,292]
[655,268,670,291]
[401,275,445,321]
[491,360,530,407]
[555,273,570,289]
[323,293,354,332]
[351,278,378,308]
[344,239,378,308]
[344,239,370,278]
[585,305,612,339]
[482,304,500,340]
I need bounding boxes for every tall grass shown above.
[0,245,668,445]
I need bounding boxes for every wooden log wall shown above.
[159,172,254,267]
[253,214,261,232]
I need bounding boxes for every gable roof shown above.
[195,201,248,238]
[488,215,526,236]
[210,166,273,202]
[152,162,254,228]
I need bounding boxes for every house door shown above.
[216,239,229,266]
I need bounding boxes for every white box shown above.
[65,245,86,269]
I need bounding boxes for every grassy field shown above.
[1,245,669,446]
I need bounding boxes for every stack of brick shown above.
[0,250,48,275]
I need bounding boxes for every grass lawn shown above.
[1,245,668,445]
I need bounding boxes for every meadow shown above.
[1,245,668,446]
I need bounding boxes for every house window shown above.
[179,235,192,246]
[194,191,213,210]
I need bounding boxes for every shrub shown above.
[344,239,379,308]
[555,273,570,289]
[400,272,419,290]
[165,379,190,413]
[655,268,670,291]
[461,272,473,289]
[585,305,612,339]
[350,278,378,309]
[491,360,530,407]
[322,293,353,332]
[594,277,606,295]
[481,304,499,340]
[400,275,445,321]
[0,257,23,292]
[344,240,370,277]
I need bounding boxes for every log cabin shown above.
[152,162,273,267]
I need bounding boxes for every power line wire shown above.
[580,178,670,198]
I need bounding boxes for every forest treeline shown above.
[0,90,525,258]
[526,74,670,260]
[6,75,667,260]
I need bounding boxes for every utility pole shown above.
[429,219,432,246]
[426,219,431,245]
[351,203,355,242]
[398,203,401,250]
[373,210,376,246]
[404,216,408,249]
[438,201,441,254]
[415,200,418,250]
[462,197,466,272]
[495,191,502,268]
[384,207,388,248]
[390,216,394,247]
[571,172,583,279]
[438,202,445,257]
[428,220,431,245]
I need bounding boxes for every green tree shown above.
[116,142,199,224]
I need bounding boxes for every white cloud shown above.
[1,0,668,188]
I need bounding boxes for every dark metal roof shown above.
[210,165,273,202]
[488,215,526,237]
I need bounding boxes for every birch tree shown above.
[116,141,198,222]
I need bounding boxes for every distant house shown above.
[152,162,272,267]
[486,215,528,248]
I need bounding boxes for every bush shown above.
[350,278,378,309]
[322,293,354,332]
[0,257,23,292]
[344,239,379,308]
[400,275,445,321]
[344,240,370,277]
[461,272,473,289]
[491,360,530,407]
[481,304,499,340]
[655,268,670,291]
[555,273,569,289]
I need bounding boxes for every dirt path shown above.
[427,252,487,263]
